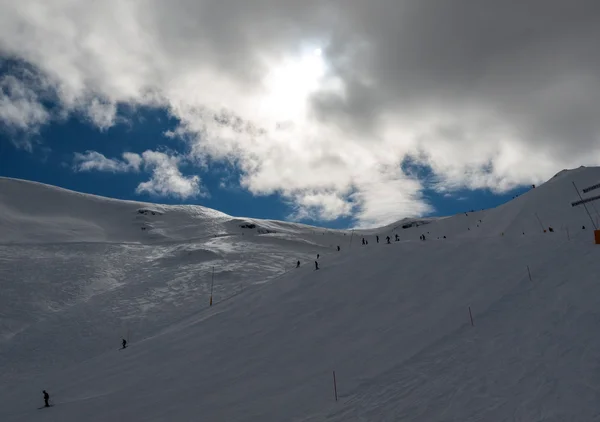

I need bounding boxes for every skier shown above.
[386,236,391,244]
[395,234,399,241]
[362,238,365,245]
[296,260,300,268]
[376,235,379,243]
[315,261,319,270]
[43,390,50,407]
[337,245,340,251]
[122,338,127,349]
[317,254,320,260]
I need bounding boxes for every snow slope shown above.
[2,167,600,421]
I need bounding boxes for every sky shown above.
[1,0,598,228]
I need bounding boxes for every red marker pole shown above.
[333,371,338,401]
[469,306,474,327]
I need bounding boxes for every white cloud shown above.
[3,0,600,226]
[73,149,204,199]
[349,171,434,228]
[136,151,205,199]
[85,98,117,130]
[288,191,354,222]
[73,151,142,173]
[0,74,50,138]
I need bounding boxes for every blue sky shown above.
[0,104,530,229]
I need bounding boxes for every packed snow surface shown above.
[2,166,600,421]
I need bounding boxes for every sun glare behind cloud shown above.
[260,48,326,122]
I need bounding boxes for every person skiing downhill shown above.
[43,390,49,407]
[296,260,300,268]
[122,338,127,349]
[315,261,319,270]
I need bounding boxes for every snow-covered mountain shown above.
[2,167,600,421]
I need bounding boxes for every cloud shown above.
[136,151,205,199]
[0,72,50,150]
[73,150,203,199]
[73,151,142,173]
[3,0,600,226]
[85,98,117,130]
[288,191,354,222]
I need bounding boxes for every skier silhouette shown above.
[122,338,127,349]
[337,245,340,251]
[386,236,391,244]
[362,238,365,245]
[317,254,320,260]
[296,260,300,268]
[315,261,319,270]
[376,235,379,243]
[43,390,49,407]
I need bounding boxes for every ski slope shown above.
[2,166,600,421]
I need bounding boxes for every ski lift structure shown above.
[571,181,600,243]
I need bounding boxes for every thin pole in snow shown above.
[469,307,474,327]
[527,265,532,281]
[209,266,215,306]
[572,181,598,229]
[333,371,338,401]
[534,212,545,232]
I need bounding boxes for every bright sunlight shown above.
[260,48,326,122]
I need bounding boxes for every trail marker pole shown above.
[209,266,215,306]
[469,307,474,327]
[527,265,532,281]
[333,371,338,401]
[534,212,545,232]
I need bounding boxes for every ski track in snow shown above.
[2,167,600,421]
